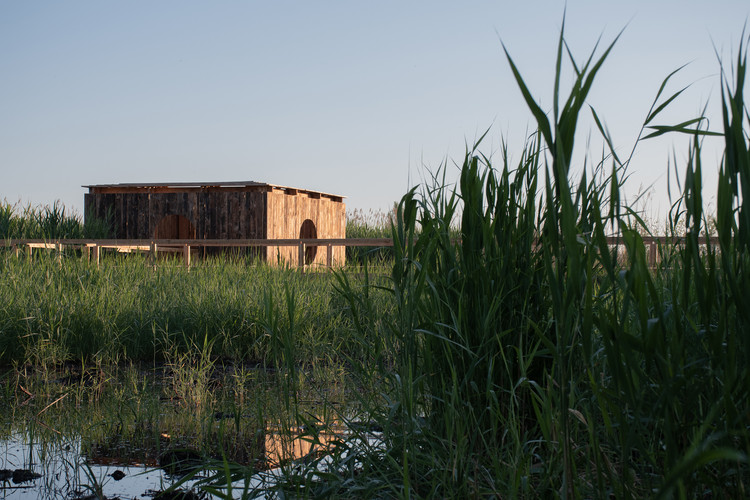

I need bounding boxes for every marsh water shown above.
[1,432,205,499]
[0,361,355,499]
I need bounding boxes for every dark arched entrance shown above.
[299,219,317,264]
[154,214,196,239]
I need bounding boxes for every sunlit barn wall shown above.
[265,186,347,266]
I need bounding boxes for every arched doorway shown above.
[299,219,317,265]
[154,214,196,239]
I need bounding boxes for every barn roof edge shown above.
[82,181,346,199]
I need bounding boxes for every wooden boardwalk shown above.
[1,236,718,269]
[1,238,394,269]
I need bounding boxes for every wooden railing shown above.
[1,238,395,269]
[0,236,719,269]
[602,235,720,268]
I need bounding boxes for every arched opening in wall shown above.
[154,214,196,239]
[299,219,317,265]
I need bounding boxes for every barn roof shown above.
[83,181,345,201]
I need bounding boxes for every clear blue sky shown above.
[1,1,747,222]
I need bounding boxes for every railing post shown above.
[648,240,657,268]
[150,241,157,270]
[93,245,100,268]
[298,242,305,270]
[183,244,191,269]
[55,242,62,267]
[657,241,662,267]
[326,243,333,268]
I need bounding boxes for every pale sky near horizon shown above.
[1,1,748,223]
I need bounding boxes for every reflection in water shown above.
[264,423,344,469]
[0,431,189,499]
[0,422,351,499]
[0,361,361,498]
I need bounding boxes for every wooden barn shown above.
[83,181,346,266]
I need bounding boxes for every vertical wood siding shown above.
[85,185,343,265]
[265,189,345,266]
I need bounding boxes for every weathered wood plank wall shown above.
[86,191,269,240]
[85,183,344,265]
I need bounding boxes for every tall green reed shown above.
[324,22,750,499]
[0,253,382,368]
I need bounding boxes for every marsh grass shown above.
[0,252,393,368]
[346,207,396,266]
[166,333,218,412]
[0,241,396,495]
[285,23,750,499]
[0,248,391,497]
[0,200,111,240]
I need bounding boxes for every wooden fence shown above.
[0,236,719,269]
[0,238,394,269]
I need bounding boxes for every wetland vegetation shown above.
[3,26,750,499]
